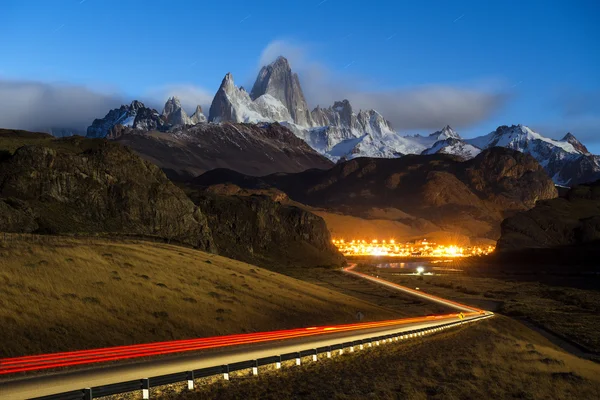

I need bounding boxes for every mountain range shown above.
[83,56,599,186]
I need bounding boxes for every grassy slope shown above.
[149,317,600,400]
[0,237,399,358]
[357,263,600,357]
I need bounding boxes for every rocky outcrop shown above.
[0,137,215,250]
[497,180,600,250]
[185,188,344,269]
[87,101,166,138]
[162,96,192,126]
[250,56,312,127]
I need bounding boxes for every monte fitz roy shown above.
[85,56,600,186]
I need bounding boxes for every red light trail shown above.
[0,266,484,376]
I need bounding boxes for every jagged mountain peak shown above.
[250,55,312,127]
[429,125,461,140]
[561,132,590,155]
[87,100,165,138]
[162,96,192,126]
[270,55,291,68]
[190,105,207,124]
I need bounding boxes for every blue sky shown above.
[1,0,599,151]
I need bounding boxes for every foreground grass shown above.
[357,263,600,357]
[0,237,400,358]
[115,317,600,400]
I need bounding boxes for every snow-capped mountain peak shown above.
[250,56,313,127]
[467,124,580,155]
[430,125,461,140]
[561,132,590,155]
[465,124,599,185]
[190,105,207,124]
[162,96,192,126]
[86,100,166,138]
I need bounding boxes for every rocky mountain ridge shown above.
[82,56,598,186]
[193,147,558,240]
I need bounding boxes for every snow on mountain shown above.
[296,99,421,160]
[250,56,313,127]
[561,132,590,155]
[87,100,163,138]
[466,125,599,185]
[253,94,292,121]
[190,105,207,124]
[162,96,193,126]
[422,137,482,159]
[208,73,276,124]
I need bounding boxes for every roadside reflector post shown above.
[350,345,354,353]
[223,364,230,381]
[359,340,364,350]
[296,352,301,366]
[312,349,318,362]
[276,355,281,369]
[186,371,194,390]
[83,388,92,400]
[327,346,332,358]
[252,360,258,376]
[339,347,344,355]
[142,378,150,400]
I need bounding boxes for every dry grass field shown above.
[356,262,600,358]
[116,317,600,400]
[0,237,400,358]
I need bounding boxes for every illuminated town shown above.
[332,239,496,258]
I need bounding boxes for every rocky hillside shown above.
[194,148,557,239]
[111,122,333,179]
[183,185,345,269]
[0,129,342,268]
[497,180,600,250]
[0,132,215,250]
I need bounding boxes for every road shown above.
[342,263,483,313]
[1,264,492,400]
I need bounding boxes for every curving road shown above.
[1,264,492,400]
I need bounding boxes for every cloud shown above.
[0,80,216,134]
[533,115,600,146]
[0,79,124,134]
[258,40,510,132]
[553,88,600,118]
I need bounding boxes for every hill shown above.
[0,237,398,358]
[498,179,600,251]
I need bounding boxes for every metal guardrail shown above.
[29,315,492,400]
